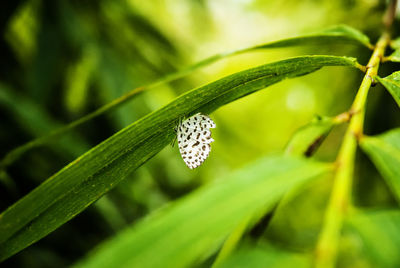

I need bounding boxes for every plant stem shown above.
[314,33,390,268]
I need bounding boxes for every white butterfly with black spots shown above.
[176,113,216,169]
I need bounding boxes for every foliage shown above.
[0,1,399,268]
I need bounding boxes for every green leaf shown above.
[285,116,335,157]
[1,24,369,167]
[0,55,358,261]
[390,37,400,49]
[360,128,400,203]
[190,25,371,69]
[217,244,311,268]
[248,24,372,51]
[0,83,90,157]
[320,25,371,47]
[346,210,400,268]
[375,72,400,107]
[386,49,400,62]
[73,155,329,268]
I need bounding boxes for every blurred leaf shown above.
[217,244,311,268]
[249,24,372,50]
[0,82,125,236]
[0,55,359,261]
[390,37,400,49]
[375,72,400,107]
[360,128,400,204]
[386,49,400,62]
[346,209,400,268]
[4,0,40,64]
[212,216,251,268]
[201,24,371,67]
[0,83,90,157]
[194,24,370,72]
[285,116,335,157]
[74,155,329,268]
[64,45,98,115]
[319,25,371,47]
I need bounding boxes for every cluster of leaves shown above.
[1,1,400,267]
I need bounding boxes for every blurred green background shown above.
[1,0,399,267]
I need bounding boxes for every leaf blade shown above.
[0,55,359,260]
[346,209,400,268]
[218,244,311,268]
[375,72,400,107]
[248,24,372,50]
[285,116,335,157]
[1,24,370,167]
[73,155,329,268]
[360,128,400,203]
[386,49,400,62]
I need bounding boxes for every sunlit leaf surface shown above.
[74,155,329,268]
[360,128,400,203]
[376,72,400,108]
[0,55,358,261]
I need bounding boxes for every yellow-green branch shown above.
[314,33,390,268]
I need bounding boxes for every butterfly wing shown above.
[177,113,215,169]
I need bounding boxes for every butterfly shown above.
[176,113,216,169]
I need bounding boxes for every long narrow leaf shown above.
[375,72,400,107]
[386,49,400,62]
[74,155,329,268]
[360,128,400,203]
[248,24,372,50]
[0,55,359,261]
[218,244,311,268]
[285,116,335,157]
[0,83,90,157]
[1,24,370,167]
[346,210,400,268]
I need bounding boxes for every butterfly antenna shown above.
[171,116,182,147]
[171,136,177,147]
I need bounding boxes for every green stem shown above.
[314,33,390,268]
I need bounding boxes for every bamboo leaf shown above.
[248,24,372,50]
[346,210,400,268]
[0,55,359,261]
[360,128,400,204]
[1,24,370,167]
[390,37,400,49]
[217,244,311,268]
[386,49,400,62]
[211,216,251,268]
[0,83,90,157]
[321,25,371,47]
[375,72,400,107]
[285,116,335,157]
[74,155,329,268]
